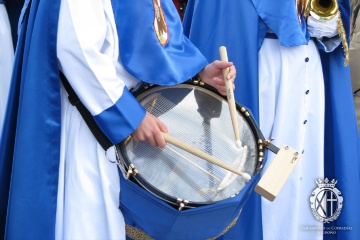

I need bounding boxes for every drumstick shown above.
[162,132,251,182]
[219,46,241,149]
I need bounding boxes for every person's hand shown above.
[198,60,236,96]
[131,112,168,148]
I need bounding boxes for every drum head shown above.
[118,83,261,208]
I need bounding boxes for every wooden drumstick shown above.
[162,132,251,182]
[219,46,241,149]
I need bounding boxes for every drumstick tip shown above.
[236,140,242,149]
[242,173,251,182]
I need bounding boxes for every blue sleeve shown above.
[94,87,146,145]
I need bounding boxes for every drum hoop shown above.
[117,80,265,208]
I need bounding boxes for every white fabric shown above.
[55,0,142,238]
[259,39,324,240]
[307,13,339,39]
[57,87,125,240]
[57,0,140,116]
[0,4,14,137]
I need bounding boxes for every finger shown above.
[154,131,166,148]
[131,132,143,142]
[228,66,236,80]
[214,59,233,67]
[213,77,225,86]
[156,118,168,134]
[148,135,158,148]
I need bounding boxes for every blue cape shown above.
[112,0,207,85]
[0,0,208,238]
[183,0,360,239]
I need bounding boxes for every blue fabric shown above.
[94,88,146,144]
[119,168,261,239]
[183,0,360,239]
[320,4,360,238]
[0,0,61,239]
[111,0,207,85]
[252,0,309,47]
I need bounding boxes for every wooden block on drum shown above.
[255,145,301,202]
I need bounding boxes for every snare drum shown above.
[116,80,265,239]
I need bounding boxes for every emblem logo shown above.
[310,178,343,223]
[153,0,169,46]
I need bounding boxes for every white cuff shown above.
[307,13,339,38]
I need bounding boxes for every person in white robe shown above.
[259,5,342,240]
[55,0,236,239]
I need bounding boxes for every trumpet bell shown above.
[306,0,338,21]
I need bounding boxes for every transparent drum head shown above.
[117,84,262,208]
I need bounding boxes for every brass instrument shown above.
[304,0,349,66]
[304,0,338,21]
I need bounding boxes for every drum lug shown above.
[257,139,266,173]
[240,107,250,117]
[176,198,189,211]
[126,164,138,179]
[264,137,274,146]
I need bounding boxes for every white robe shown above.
[0,4,14,137]
[56,0,141,239]
[259,39,325,240]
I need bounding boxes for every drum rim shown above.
[117,81,265,208]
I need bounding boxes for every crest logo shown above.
[153,0,169,46]
[310,178,343,223]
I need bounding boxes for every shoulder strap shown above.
[59,71,113,150]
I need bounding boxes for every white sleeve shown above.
[57,0,145,144]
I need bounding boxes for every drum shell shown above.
[117,82,265,239]
[119,168,260,239]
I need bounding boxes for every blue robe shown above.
[0,0,207,238]
[183,0,360,239]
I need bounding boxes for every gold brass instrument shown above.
[304,0,338,21]
[304,0,349,66]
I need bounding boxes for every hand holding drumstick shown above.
[132,58,236,148]
[219,46,241,148]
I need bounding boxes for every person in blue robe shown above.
[183,0,360,239]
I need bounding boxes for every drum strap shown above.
[59,71,113,150]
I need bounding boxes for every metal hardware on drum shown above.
[105,146,117,163]
[240,107,251,117]
[176,198,189,211]
[126,164,138,179]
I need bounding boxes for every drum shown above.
[116,80,265,239]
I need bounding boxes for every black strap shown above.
[59,71,113,150]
